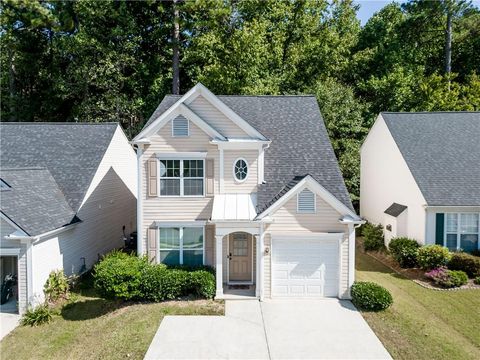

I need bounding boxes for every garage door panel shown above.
[272,236,341,298]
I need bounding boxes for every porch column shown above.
[215,235,223,298]
[255,234,261,297]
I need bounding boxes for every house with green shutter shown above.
[360,112,480,252]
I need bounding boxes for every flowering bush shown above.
[425,267,468,288]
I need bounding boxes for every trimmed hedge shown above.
[388,237,420,268]
[417,245,451,270]
[93,251,216,301]
[448,252,480,278]
[351,281,393,311]
[362,223,384,251]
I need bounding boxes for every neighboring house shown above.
[360,112,480,252]
[0,123,137,313]
[132,83,363,300]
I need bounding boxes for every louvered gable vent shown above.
[172,116,189,137]
[297,189,315,213]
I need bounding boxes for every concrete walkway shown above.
[144,299,391,360]
[0,312,20,341]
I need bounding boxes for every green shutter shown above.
[435,213,444,245]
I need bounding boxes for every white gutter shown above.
[136,144,144,256]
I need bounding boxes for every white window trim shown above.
[297,188,316,214]
[158,159,205,197]
[233,157,249,183]
[443,212,480,251]
[158,225,205,265]
[171,117,190,137]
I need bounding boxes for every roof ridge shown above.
[165,94,316,98]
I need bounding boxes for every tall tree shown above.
[172,0,180,94]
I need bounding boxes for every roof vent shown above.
[172,116,189,137]
[297,189,315,213]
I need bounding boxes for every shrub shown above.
[449,252,480,278]
[362,223,384,251]
[425,267,468,288]
[474,276,480,285]
[189,270,216,299]
[417,245,451,270]
[21,304,53,326]
[166,264,215,275]
[44,270,69,303]
[93,250,148,300]
[351,282,393,311]
[94,252,216,302]
[388,237,420,268]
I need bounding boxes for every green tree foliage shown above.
[1,0,478,205]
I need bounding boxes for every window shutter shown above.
[204,225,215,266]
[297,189,315,213]
[435,213,444,245]
[147,159,158,197]
[147,228,157,262]
[172,116,189,137]
[206,159,214,196]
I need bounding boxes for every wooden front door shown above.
[228,233,252,282]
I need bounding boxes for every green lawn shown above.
[0,292,223,360]
[356,248,480,360]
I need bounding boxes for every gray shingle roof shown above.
[384,203,407,217]
[144,95,354,213]
[0,168,77,235]
[0,122,118,235]
[382,112,480,206]
[1,122,118,211]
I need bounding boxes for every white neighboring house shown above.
[0,123,137,314]
[132,83,363,301]
[360,112,480,251]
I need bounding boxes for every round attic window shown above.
[233,158,248,183]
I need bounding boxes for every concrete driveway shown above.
[144,299,391,360]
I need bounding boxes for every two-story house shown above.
[132,83,363,300]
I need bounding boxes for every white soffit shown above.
[212,194,257,221]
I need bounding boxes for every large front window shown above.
[159,227,204,266]
[159,159,204,196]
[445,213,479,252]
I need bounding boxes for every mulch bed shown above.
[357,239,480,291]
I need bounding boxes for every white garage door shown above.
[272,236,341,297]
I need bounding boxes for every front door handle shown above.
[227,253,232,260]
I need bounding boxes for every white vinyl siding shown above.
[297,189,316,213]
[172,116,189,137]
[223,150,258,193]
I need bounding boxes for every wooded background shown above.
[1,0,479,206]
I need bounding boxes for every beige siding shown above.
[141,121,218,254]
[265,194,347,233]
[263,234,272,298]
[223,150,258,193]
[188,95,249,138]
[339,235,350,298]
[264,194,350,299]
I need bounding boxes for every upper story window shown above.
[172,116,189,137]
[233,158,248,183]
[297,189,315,213]
[159,159,204,196]
[445,213,479,252]
[0,179,11,191]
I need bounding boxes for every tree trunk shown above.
[444,10,452,76]
[8,46,16,121]
[172,0,180,95]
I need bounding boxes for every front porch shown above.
[213,225,264,300]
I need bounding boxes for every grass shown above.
[0,288,223,360]
[356,247,480,360]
